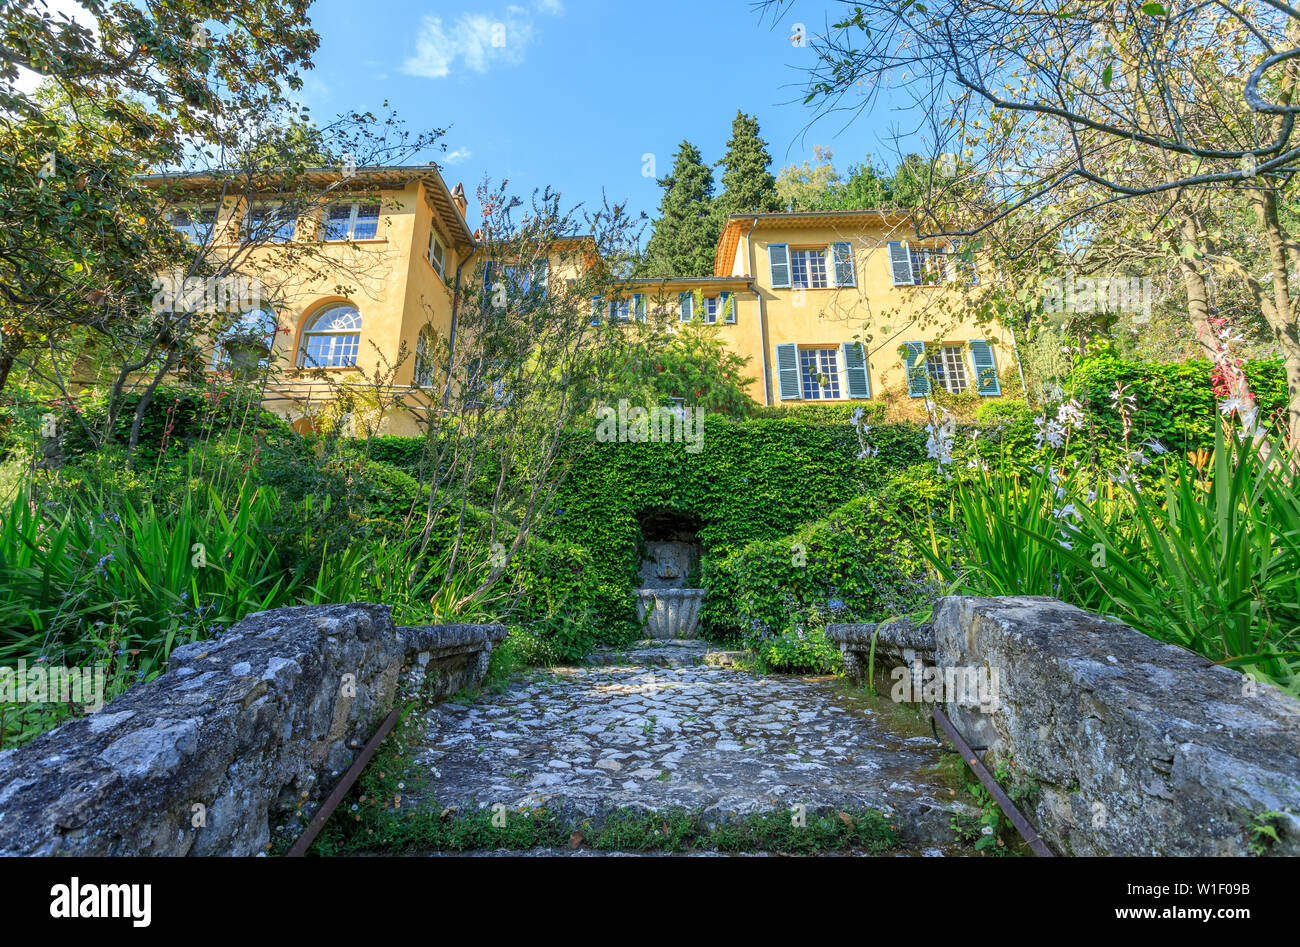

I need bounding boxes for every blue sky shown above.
[299,0,924,228]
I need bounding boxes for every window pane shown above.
[325,204,352,241]
[790,249,828,289]
[925,345,969,394]
[799,348,841,399]
[352,203,380,239]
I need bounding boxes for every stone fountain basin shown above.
[636,588,705,639]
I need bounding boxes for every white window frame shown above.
[171,206,219,244]
[925,344,971,394]
[789,248,829,289]
[244,202,297,243]
[298,304,362,368]
[427,229,446,277]
[209,308,277,371]
[322,201,381,241]
[799,346,842,400]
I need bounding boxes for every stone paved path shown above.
[409,650,973,846]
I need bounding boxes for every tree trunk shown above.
[1255,189,1300,451]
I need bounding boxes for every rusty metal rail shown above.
[286,705,404,857]
[931,708,1055,857]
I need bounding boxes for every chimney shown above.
[451,183,468,219]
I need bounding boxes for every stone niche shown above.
[0,603,506,856]
[635,508,705,638]
[830,596,1300,857]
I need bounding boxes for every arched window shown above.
[414,327,435,388]
[298,304,361,368]
[211,308,277,371]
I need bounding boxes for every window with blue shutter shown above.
[679,292,693,322]
[590,296,602,326]
[768,244,791,288]
[968,339,1001,395]
[534,260,549,298]
[775,343,801,400]
[720,291,735,323]
[841,341,870,398]
[888,242,915,286]
[482,260,496,290]
[903,341,930,396]
[832,242,855,287]
[633,293,646,321]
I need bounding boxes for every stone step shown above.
[586,640,752,668]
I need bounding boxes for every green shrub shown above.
[706,483,941,669]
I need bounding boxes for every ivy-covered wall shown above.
[539,415,927,636]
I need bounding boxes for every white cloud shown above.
[443,148,472,164]
[402,1,561,79]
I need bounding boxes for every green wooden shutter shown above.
[679,292,692,322]
[633,293,646,321]
[842,341,870,398]
[888,242,914,285]
[969,339,1001,395]
[903,341,930,397]
[590,295,602,326]
[776,343,801,400]
[769,244,791,288]
[720,291,735,323]
[833,242,855,287]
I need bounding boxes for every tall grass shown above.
[0,467,447,746]
[917,427,1300,694]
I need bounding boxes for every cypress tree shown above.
[715,110,782,217]
[642,141,719,277]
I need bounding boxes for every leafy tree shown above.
[714,110,782,217]
[642,141,720,277]
[767,0,1300,450]
[611,317,757,416]
[775,145,841,211]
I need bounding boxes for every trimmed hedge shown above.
[1068,353,1288,451]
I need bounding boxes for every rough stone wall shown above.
[830,596,1300,856]
[0,604,505,856]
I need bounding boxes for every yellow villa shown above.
[623,211,1014,409]
[144,165,1018,435]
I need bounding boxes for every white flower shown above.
[1218,397,1247,416]
[1141,438,1168,455]
[1085,489,1098,504]
[1056,399,1086,430]
[849,407,864,426]
[1054,503,1080,521]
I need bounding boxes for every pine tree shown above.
[642,141,720,277]
[715,110,782,217]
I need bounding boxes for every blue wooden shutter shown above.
[633,293,646,321]
[679,292,692,322]
[590,295,602,326]
[483,260,496,290]
[903,341,930,396]
[776,343,800,400]
[720,291,735,323]
[842,341,870,398]
[888,242,913,285]
[769,244,791,288]
[969,339,1001,395]
[534,260,549,298]
[833,242,855,287]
